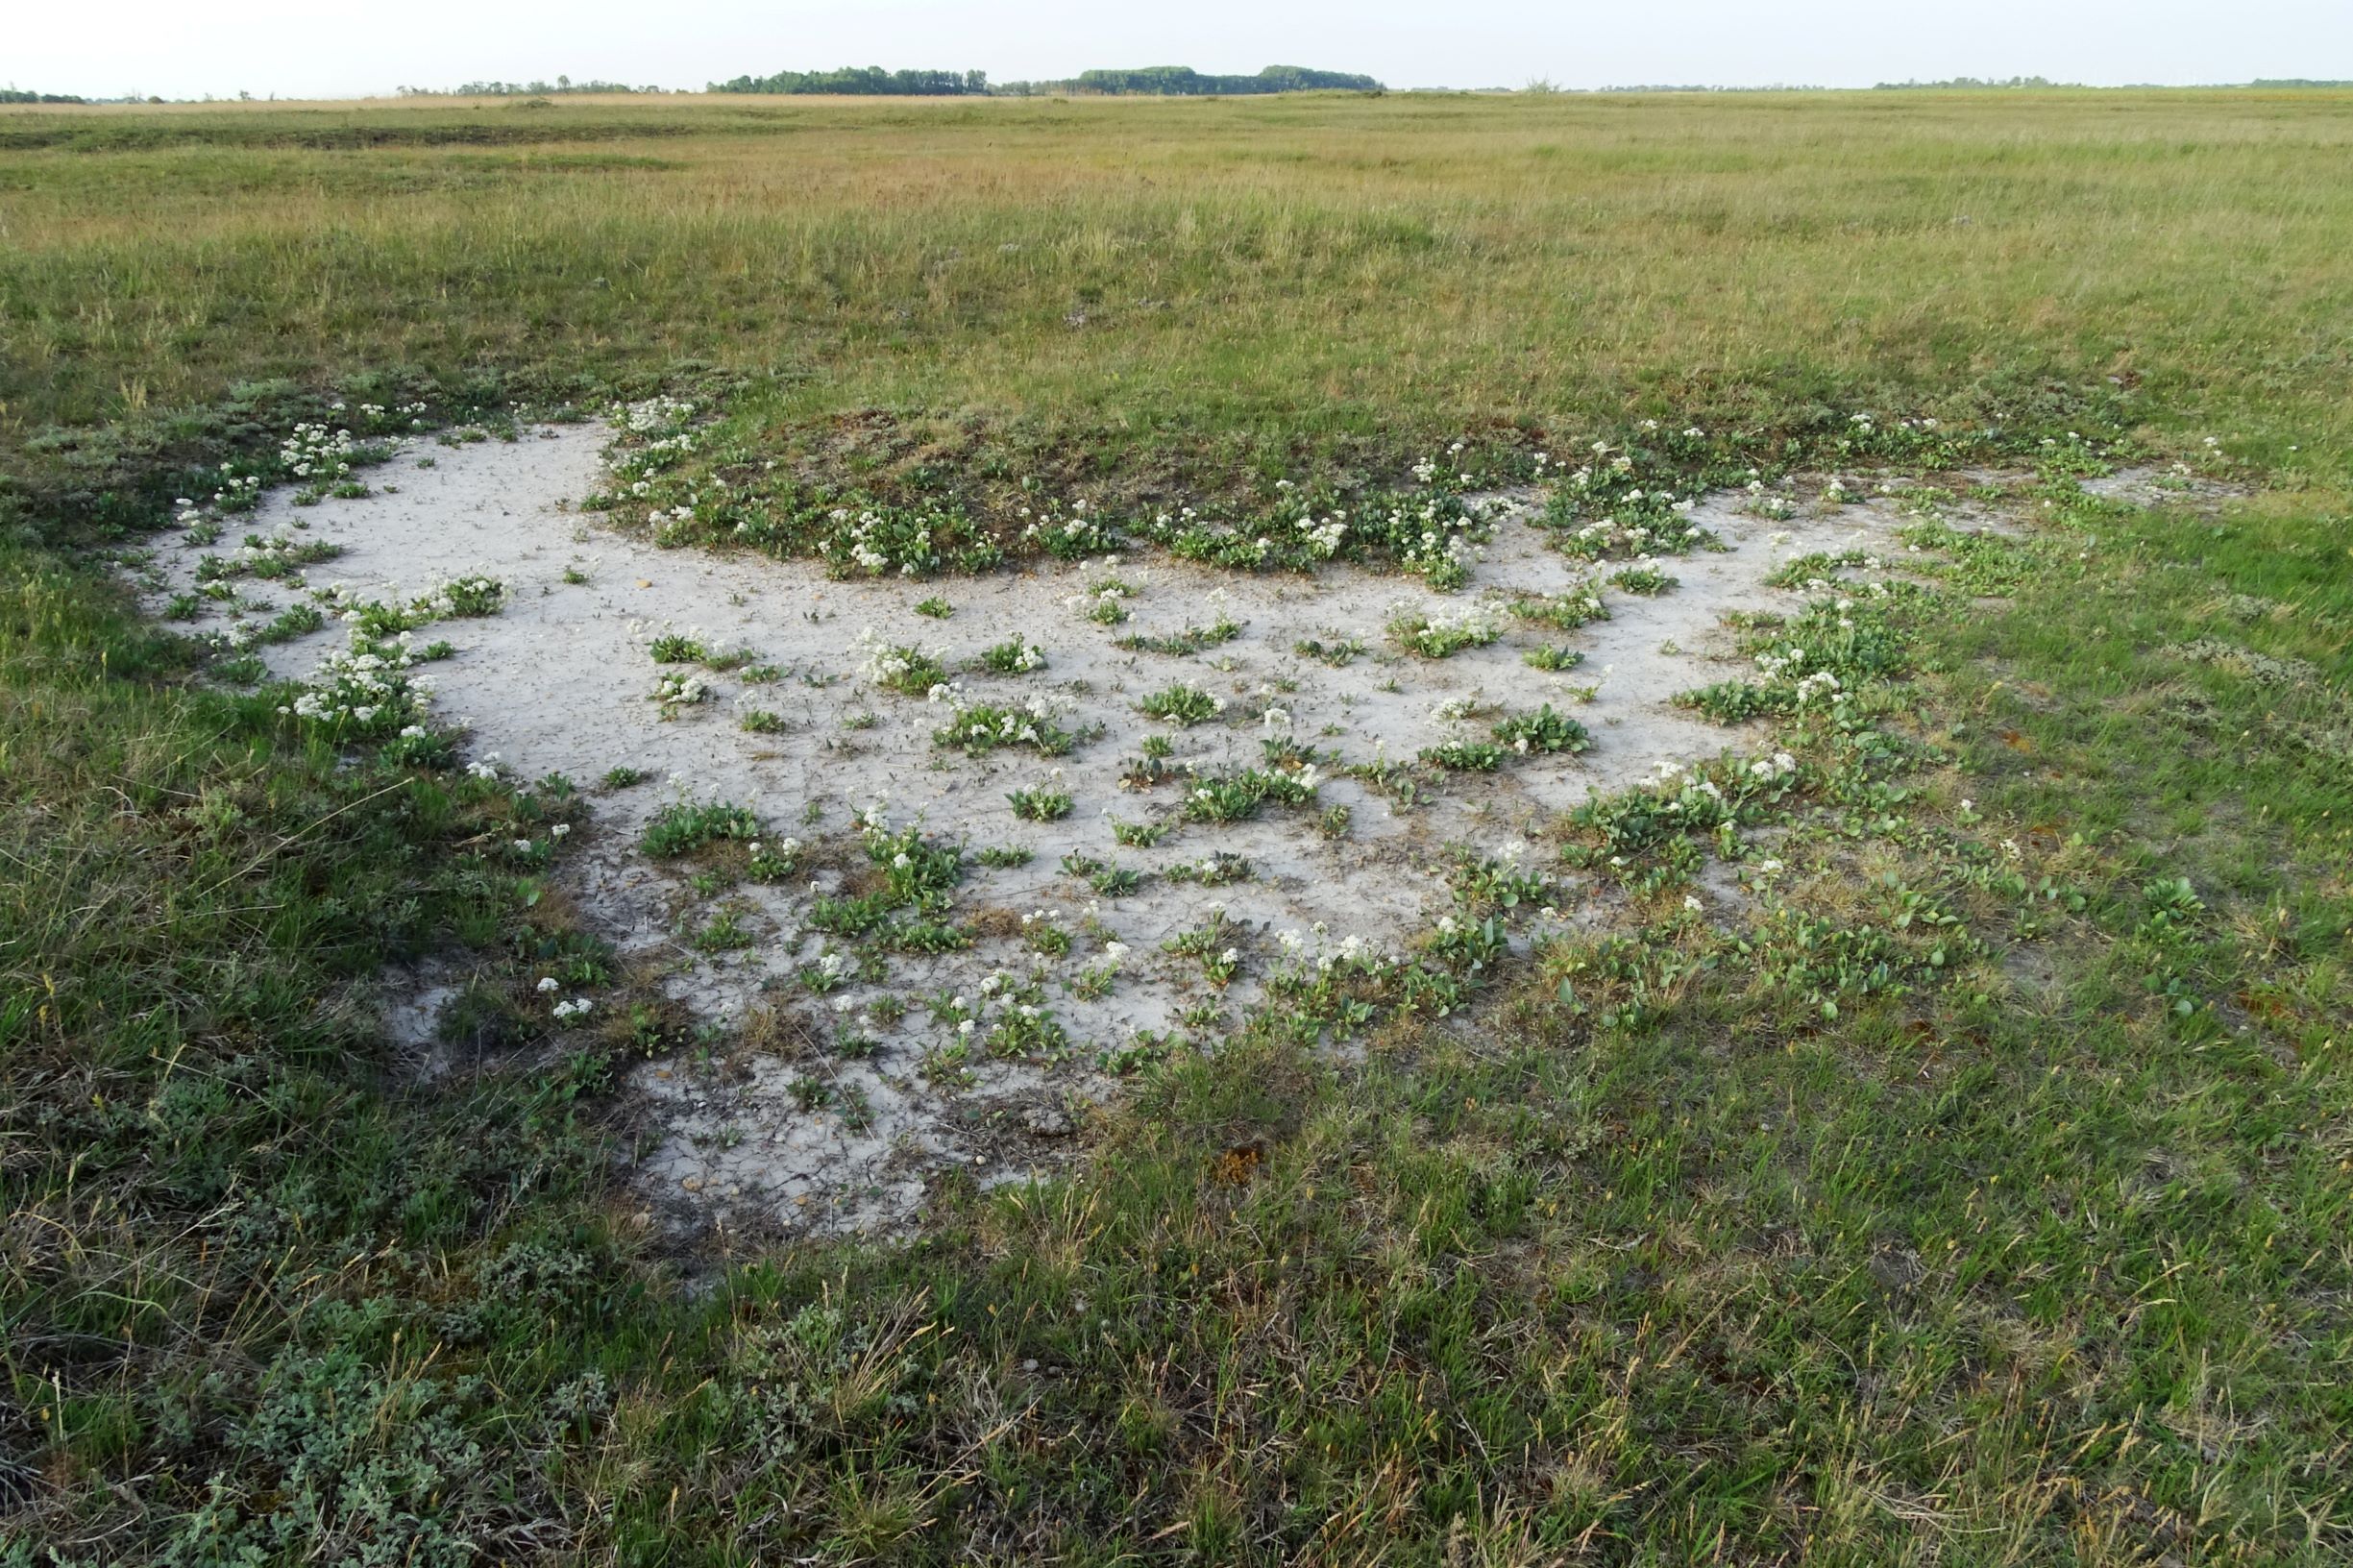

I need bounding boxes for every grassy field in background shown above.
[2,89,2350,1564]
[5,88,2352,466]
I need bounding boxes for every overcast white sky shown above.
[9,1,2350,100]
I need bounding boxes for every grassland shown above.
[2,89,2351,1564]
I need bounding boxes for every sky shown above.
[9,0,2350,100]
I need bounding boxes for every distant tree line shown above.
[398,77,664,97]
[1579,84,1824,93]
[1872,76,2071,89]
[1,88,87,103]
[708,63,1382,97]
[710,67,989,96]
[1050,65,1383,96]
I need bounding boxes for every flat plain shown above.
[2,88,2350,1565]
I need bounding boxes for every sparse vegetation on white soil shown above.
[147,417,2043,1235]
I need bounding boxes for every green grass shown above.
[1,88,2350,1564]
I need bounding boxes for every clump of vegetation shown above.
[1075,577,1134,625]
[1181,764,1320,822]
[1675,591,1908,723]
[1293,634,1367,666]
[1115,615,1242,656]
[1421,740,1503,771]
[647,627,707,663]
[856,630,950,697]
[977,637,1047,674]
[649,669,712,715]
[1008,784,1074,821]
[1610,562,1677,596]
[806,811,968,947]
[1138,682,1223,725]
[1508,590,1608,631]
[1493,703,1591,755]
[932,690,1078,754]
[1387,606,1499,658]
[641,797,760,856]
[1167,850,1253,885]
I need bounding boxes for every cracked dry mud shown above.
[144,425,2021,1238]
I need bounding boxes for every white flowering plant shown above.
[1166,851,1253,887]
[805,811,969,951]
[1181,764,1320,824]
[1145,464,1491,589]
[1493,704,1592,756]
[1387,605,1500,659]
[1114,615,1243,657]
[282,637,435,740]
[1676,592,1908,724]
[649,671,713,716]
[1563,752,1801,888]
[1137,683,1223,726]
[1508,590,1610,633]
[930,688,1079,756]
[324,574,507,639]
[854,628,950,697]
[1610,562,1678,597]
[1422,740,1502,772]
[1018,495,1124,560]
[1164,909,1244,987]
[193,531,342,585]
[1007,785,1074,821]
[976,637,1048,675]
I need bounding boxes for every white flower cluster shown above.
[317,573,506,627]
[614,396,697,435]
[936,690,1068,749]
[650,671,712,708]
[337,400,429,430]
[280,422,360,480]
[1273,922,1393,974]
[1018,496,1125,555]
[1564,505,1692,552]
[1384,498,1480,574]
[1062,578,1133,613]
[1430,691,1485,724]
[223,532,311,575]
[853,625,945,686]
[940,968,1042,1040]
[1408,441,1475,488]
[181,471,264,518]
[1793,671,1843,706]
[1646,759,1727,811]
[831,508,929,576]
[1562,445,1635,489]
[282,637,432,730]
[1390,602,1499,651]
